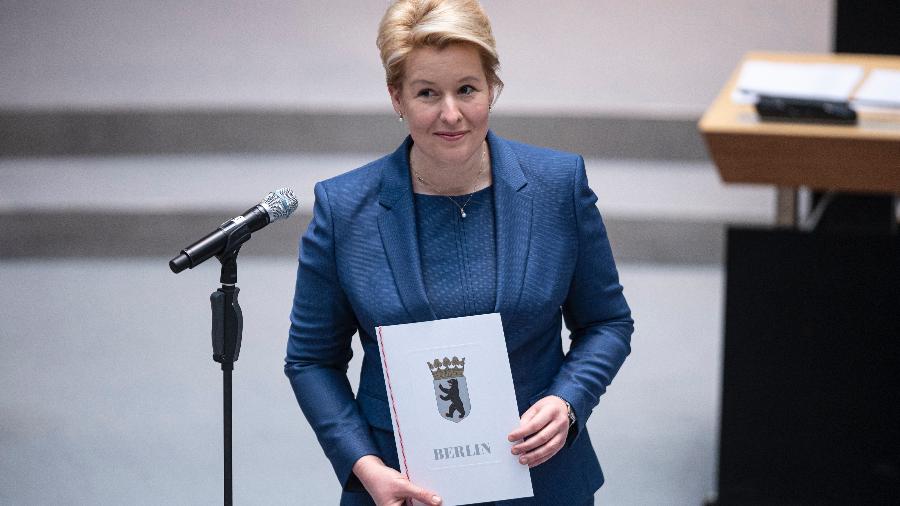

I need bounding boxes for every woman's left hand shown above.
[507,395,570,468]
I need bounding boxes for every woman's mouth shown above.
[435,131,467,141]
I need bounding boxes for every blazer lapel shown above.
[377,137,437,323]
[489,131,533,314]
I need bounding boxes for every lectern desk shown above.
[699,52,900,505]
[700,51,900,200]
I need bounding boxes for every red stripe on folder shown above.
[376,326,411,484]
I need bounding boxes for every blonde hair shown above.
[377,0,503,99]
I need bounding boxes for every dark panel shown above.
[0,110,401,157]
[0,210,310,260]
[0,211,723,265]
[834,1,900,55]
[490,114,707,161]
[0,109,708,161]
[717,228,900,504]
[604,218,724,265]
[812,193,897,234]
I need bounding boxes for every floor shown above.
[0,257,722,505]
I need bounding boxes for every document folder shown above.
[376,313,534,506]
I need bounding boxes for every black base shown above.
[715,228,900,505]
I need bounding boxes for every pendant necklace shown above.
[414,143,488,219]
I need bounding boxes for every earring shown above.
[398,113,404,123]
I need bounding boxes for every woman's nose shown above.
[439,98,462,124]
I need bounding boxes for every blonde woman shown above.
[285,1,632,504]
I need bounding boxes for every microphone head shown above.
[260,187,299,223]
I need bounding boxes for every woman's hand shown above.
[352,455,442,506]
[507,395,570,468]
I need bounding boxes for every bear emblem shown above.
[427,357,471,423]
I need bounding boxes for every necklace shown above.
[413,143,488,219]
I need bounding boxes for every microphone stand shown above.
[170,188,296,505]
[209,224,252,506]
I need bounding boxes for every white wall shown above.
[0,0,833,115]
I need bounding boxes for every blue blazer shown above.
[285,131,633,505]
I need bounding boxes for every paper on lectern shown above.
[854,69,900,109]
[732,60,864,103]
[376,313,533,506]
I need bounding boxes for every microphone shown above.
[169,188,298,273]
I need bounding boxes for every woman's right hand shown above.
[352,455,442,506]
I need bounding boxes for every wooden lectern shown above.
[701,51,900,227]
[699,52,900,505]
[701,52,900,191]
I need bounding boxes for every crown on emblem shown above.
[427,356,465,380]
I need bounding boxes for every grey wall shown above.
[1,0,833,114]
[0,1,835,504]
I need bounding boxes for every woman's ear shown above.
[388,85,402,115]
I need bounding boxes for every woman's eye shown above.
[459,85,476,95]
[416,89,435,98]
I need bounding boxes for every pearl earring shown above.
[398,113,404,123]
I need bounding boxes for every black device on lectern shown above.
[755,95,858,125]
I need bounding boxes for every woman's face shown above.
[390,43,492,168]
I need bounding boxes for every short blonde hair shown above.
[377,0,503,99]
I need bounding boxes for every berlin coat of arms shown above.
[427,356,471,423]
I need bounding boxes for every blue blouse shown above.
[413,186,497,319]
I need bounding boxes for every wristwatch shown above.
[563,400,576,427]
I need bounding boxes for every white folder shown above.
[376,313,534,506]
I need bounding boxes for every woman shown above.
[285,1,633,504]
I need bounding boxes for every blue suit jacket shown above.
[285,131,633,505]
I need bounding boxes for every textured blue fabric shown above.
[285,131,634,505]
[414,186,496,319]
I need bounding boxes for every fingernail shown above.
[511,449,518,455]
[432,495,441,504]
[519,457,527,464]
